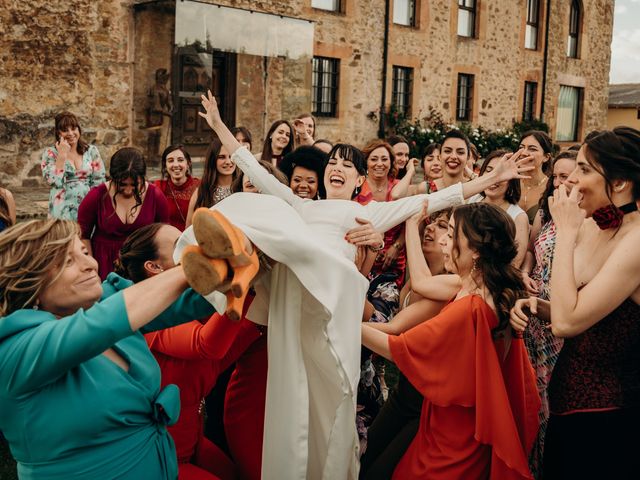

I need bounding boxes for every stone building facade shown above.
[0,0,614,187]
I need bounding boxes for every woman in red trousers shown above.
[116,223,263,480]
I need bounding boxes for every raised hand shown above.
[492,149,535,183]
[198,90,223,130]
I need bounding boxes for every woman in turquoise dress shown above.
[0,218,214,479]
[41,112,106,220]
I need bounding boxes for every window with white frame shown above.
[556,85,582,141]
[458,0,476,37]
[525,0,540,50]
[312,0,341,12]
[393,0,416,27]
[567,0,581,58]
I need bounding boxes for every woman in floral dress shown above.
[41,111,105,220]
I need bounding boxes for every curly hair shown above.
[0,187,12,228]
[0,219,79,316]
[451,203,526,332]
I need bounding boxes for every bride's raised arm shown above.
[366,150,534,232]
[198,91,300,207]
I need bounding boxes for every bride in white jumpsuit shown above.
[174,92,532,480]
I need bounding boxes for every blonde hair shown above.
[0,219,79,316]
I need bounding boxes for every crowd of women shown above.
[0,98,638,480]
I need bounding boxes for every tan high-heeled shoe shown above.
[181,245,229,296]
[192,208,260,312]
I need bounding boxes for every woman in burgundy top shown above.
[511,127,640,479]
[78,147,169,279]
[154,144,200,231]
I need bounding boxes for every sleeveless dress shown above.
[523,218,563,477]
[545,298,640,478]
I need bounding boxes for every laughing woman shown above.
[41,112,105,220]
[0,219,214,479]
[174,91,531,480]
[154,144,200,231]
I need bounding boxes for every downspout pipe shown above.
[378,0,391,138]
[540,0,552,121]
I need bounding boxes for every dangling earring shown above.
[33,302,39,310]
[354,186,361,196]
[471,258,478,274]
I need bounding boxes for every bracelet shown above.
[369,241,384,252]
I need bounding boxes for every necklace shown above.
[522,175,548,207]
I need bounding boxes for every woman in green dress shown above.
[0,219,214,479]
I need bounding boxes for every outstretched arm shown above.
[365,150,534,232]
[199,91,300,206]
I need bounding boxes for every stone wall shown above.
[0,0,132,187]
[0,0,614,186]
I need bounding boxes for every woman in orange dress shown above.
[362,202,540,479]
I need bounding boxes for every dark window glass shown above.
[312,57,340,117]
[392,66,413,117]
[456,73,474,121]
[523,81,537,121]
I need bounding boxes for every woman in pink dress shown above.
[78,147,169,279]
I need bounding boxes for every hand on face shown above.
[491,149,535,183]
[55,138,72,158]
[549,183,585,234]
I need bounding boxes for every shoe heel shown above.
[230,250,259,299]
[181,246,229,295]
[225,291,244,322]
[192,209,251,265]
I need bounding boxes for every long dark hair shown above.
[109,147,147,219]
[54,111,89,155]
[114,223,164,283]
[478,150,521,204]
[583,127,640,202]
[452,203,526,332]
[195,138,238,209]
[538,150,578,222]
[231,126,253,151]
[261,120,293,165]
[160,144,192,180]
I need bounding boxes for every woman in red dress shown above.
[362,202,540,479]
[154,144,200,231]
[78,147,169,280]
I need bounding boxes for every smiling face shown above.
[439,215,475,275]
[38,236,102,317]
[290,166,319,199]
[324,152,365,200]
[481,157,509,201]
[58,126,80,147]
[392,142,410,171]
[367,146,392,181]
[423,149,442,180]
[216,146,236,177]
[422,213,450,257]
[271,124,292,154]
[519,135,550,174]
[440,138,468,177]
[165,149,190,185]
